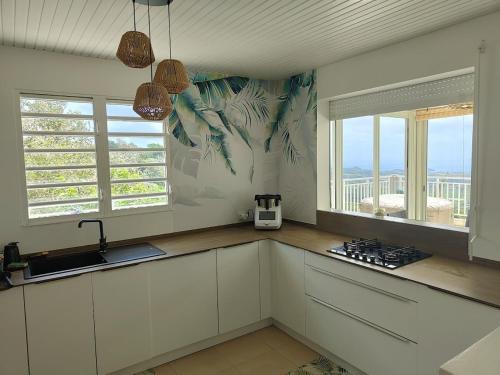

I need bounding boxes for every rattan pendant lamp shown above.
[154,0,189,94]
[116,0,155,68]
[133,0,172,120]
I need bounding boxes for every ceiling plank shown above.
[1,0,499,79]
[1,0,16,46]
[24,0,44,49]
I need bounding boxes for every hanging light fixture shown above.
[116,0,155,68]
[133,0,172,120]
[153,0,189,94]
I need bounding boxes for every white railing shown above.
[427,176,471,218]
[339,175,471,218]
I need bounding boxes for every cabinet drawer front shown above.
[305,252,420,300]
[306,297,417,375]
[306,265,417,341]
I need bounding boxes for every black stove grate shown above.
[327,238,432,269]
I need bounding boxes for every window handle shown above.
[99,187,104,202]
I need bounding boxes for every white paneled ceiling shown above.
[1,0,500,79]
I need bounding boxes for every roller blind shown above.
[330,73,475,120]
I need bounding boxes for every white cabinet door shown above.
[271,241,305,335]
[150,251,218,356]
[307,296,417,375]
[259,240,272,319]
[418,287,500,375]
[217,242,261,334]
[0,287,29,375]
[24,274,96,375]
[93,264,151,375]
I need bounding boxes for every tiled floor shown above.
[152,326,319,375]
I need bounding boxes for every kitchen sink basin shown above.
[24,243,165,279]
[25,251,107,278]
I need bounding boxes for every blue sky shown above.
[342,115,473,175]
[69,102,163,147]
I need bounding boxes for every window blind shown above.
[330,73,475,120]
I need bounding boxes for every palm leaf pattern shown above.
[264,71,316,163]
[169,73,270,181]
[168,70,315,180]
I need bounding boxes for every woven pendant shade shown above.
[133,82,172,120]
[116,31,155,68]
[154,59,189,94]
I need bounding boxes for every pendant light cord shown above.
[168,2,172,59]
[147,0,153,81]
[132,0,136,32]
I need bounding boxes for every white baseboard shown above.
[111,318,273,375]
[272,319,365,375]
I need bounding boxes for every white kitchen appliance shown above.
[254,194,282,230]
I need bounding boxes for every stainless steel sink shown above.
[101,243,165,264]
[25,243,165,279]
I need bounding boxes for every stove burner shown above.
[327,238,431,269]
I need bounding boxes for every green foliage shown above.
[27,185,98,202]
[22,99,167,209]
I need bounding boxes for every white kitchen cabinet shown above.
[0,287,29,375]
[92,263,151,375]
[217,242,261,333]
[259,240,272,319]
[307,296,417,375]
[24,274,96,375]
[271,241,306,335]
[305,263,418,341]
[150,251,218,356]
[418,287,500,375]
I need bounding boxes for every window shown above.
[330,73,474,227]
[106,102,169,210]
[19,95,170,223]
[20,96,100,219]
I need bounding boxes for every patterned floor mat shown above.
[135,355,353,375]
[285,356,352,375]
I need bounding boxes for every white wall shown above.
[316,11,500,260]
[0,46,278,254]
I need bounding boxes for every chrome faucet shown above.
[78,219,108,253]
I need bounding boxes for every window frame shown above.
[15,91,173,226]
[332,113,410,216]
[104,98,172,216]
[330,109,473,228]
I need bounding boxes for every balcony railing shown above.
[337,175,471,219]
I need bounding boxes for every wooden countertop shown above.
[7,222,500,309]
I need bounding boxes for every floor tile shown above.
[235,351,297,375]
[212,367,242,375]
[216,332,273,366]
[148,326,320,375]
[250,326,298,349]
[154,363,177,375]
[170,346,232,375]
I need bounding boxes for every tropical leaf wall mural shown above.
[169,70,316,180]
[169,69,317,226]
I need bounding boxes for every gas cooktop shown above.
[327,238,432,269]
